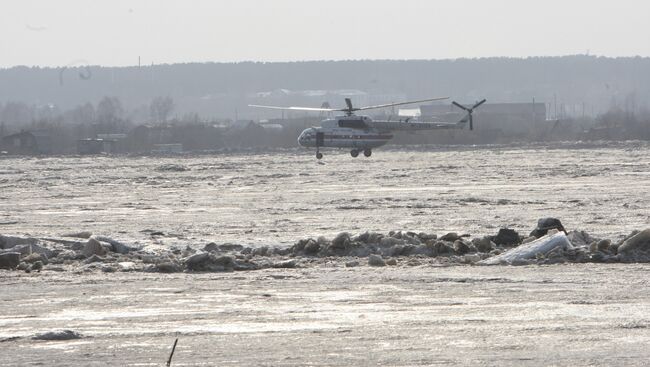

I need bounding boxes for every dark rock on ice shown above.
[0,235,37,250]
[410,244,435,257]
[618,229,650,262]
[380,237,405,247]
[453,240,471,255]
[30,260,43,272]
[22,252,48,265]
[252,246,271,256]
[0,252,20,269]
[272,259,297,268]
[184,252,211,269]
[252,246,273,256]
[440,232,460,242]
[32,330,82,341]
[473,237,495,253]
[273,247,291,256]
[433,241,455,255]
[383,244,415,257]
[588,251,609,263]
[417,232,437,242]
[203,242,220,252]
[156,262,182,273]
[385,258,398,266]
[491,228,520,246]
[82,238,106,257]
[597,239,611,252]
[345,260,360,267]
[303,240,321,255]
[220,243,244,252]
[291,239,307,253]
[101,265,117,273]
[354,232,370,243]
[354,231,384,244]
[530,217,566,238]
[185,253,236,272]
[3,243,54,259]
[368,254,386,267]
[94,236,136,254]
[331,232,351,249]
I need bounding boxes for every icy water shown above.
[3,265,650,366]
[1,142,649,247]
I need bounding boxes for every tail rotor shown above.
[452,99,486,130]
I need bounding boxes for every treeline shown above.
[1,56,649,119]
[0,95,317,154]
[1,93,649,155]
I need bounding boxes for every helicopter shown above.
[250,97,486,159]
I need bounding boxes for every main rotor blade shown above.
[248,104,341,112]
[452,101,469,111]
[473,99,487,109]
[353,97,449,112]
[469,114,473,131]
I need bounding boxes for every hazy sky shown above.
[2,0,649,68]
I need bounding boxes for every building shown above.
[0,130,52,154]
[152,143,183,153]
[77,139,118,154]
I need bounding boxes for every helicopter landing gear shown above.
[363,149,372,157]
[350,149,359,157]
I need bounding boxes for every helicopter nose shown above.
[297,129,311,146]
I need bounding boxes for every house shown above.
[152,143,183,153]
[77,139,118,154]
[0,130,52,154]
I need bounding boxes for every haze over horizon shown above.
[2,0,649,68]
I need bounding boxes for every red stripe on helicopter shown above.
[323,134,393,140]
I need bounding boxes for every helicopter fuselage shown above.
[297,116,393,150]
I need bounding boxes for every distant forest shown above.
[1,56,649,122]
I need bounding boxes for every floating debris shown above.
[32,330,83,341]
[155,164,189,172]
[479,232,572,265]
